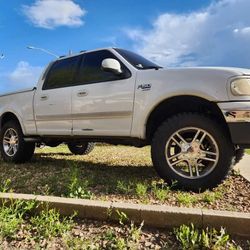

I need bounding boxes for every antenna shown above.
[27,46,59,58]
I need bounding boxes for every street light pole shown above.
[27,46,59,58]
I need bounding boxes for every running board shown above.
[24,137,41,143]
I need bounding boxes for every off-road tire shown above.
[234,148,245,165]
[68,142,95,155]
[0,121,35,163]
[151,113,234,191]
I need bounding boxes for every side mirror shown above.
[102,58,122,75]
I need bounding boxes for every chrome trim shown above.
[223,110,250,123]
[3,128,19,157]
[36,111,132,121]
[165,127,219,179]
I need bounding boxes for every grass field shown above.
[0,145,249,212]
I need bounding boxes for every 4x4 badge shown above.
[137,84,151,91]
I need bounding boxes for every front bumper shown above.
[218,102,250,146]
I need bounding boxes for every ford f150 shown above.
[0,48,249,191]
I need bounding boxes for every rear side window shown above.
[43,56,81,90]
[77,50,130,85]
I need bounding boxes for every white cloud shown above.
[8,61,43,88]
[234,27,250,36]
[23,0,86,29]
[126,0,250,67]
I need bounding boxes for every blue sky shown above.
[1,0,250,92]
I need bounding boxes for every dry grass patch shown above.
[0,145,249,212]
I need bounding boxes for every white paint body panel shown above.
[0,89,36,135]
[34,87,73,135]
[131,67,250,138]
[1,48,250,140]
[71,76,136,136]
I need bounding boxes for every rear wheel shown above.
[67,142,95,155]
[0,121,35,163]
[151,113,234,191]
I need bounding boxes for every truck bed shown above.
[0,87,37,135]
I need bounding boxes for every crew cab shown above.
[1,47,250,191]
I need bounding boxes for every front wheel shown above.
[234,148,245,165]
[151,113,234,191]
[0,121,35,163]
[67,142,95,155]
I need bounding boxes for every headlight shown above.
[231,78,250,96]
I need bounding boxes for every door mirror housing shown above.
[102,58,122,75]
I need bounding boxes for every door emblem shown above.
[137,84,151,91]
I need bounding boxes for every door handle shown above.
[40,95,48,101]
[77,90,88,97]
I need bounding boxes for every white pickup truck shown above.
[1,48,250,191]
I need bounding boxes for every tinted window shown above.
[77,50,130,84]
[115,48,161,70]
[43,56,80,90]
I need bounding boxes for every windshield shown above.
[114,48,162,70]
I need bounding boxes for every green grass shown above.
[0,144,249,212]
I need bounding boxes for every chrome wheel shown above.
[3,128,19,157]
[165,127,219,179]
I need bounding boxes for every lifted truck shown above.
[0,48,249,191]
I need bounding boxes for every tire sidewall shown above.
[151,114,234,190]
[68,142,94,155]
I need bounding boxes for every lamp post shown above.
[27,46,59,58]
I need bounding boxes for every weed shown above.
[116,210,129,225]
[100,220,143,249]
[68,163,93,199]
[202,191,223,204]
[135,182,148,198]
[174,223,200,249]
[174,223,240,250]
[63,235,94,249]
[0,199,36,239]
[152,183,170,202]
[0,179,12,193]
[116,180,133,195]
[176,192,198,206]
[101,229,127,249]
[30,206,75,240]
[129,221,144,242]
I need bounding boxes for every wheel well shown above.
[0,112,21,130]
[146,96,228,142]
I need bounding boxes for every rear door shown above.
[34,56,81,135]
[71,50,136,136]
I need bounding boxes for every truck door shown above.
[71,50,136,136]
[34,55,81,135]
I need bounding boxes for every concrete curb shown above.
[0,192,249,238]
[234,154,250,182]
